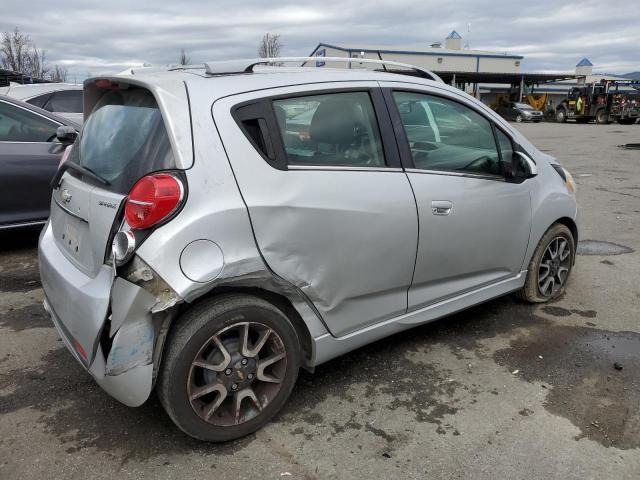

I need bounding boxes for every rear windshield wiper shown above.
[51,161,111,188]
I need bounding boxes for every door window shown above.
[0,100,59,142]
[273,92,385,167]
[46,90,83,113]
[392,91,502,176]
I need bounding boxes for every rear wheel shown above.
[555,108,567,123]
[516,223,575,303]
[157,294,301,442]
[596,109,610,124]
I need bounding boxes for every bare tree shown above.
[50,64,68,83]
[1,27,31,73]
[27,47,49,79]
[258,33,283,58]
[178,48,191,65]
[0,27,50,79]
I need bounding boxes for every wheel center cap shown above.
[223,357,257,389]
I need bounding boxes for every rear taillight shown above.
[125,173,183,230]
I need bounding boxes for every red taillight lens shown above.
[125,174,183,230]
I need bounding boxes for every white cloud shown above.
[0,0,638,79]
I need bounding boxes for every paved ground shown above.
[1,122,639,479]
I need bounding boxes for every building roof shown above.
[446,30,462,39]
[436,71,575,85]
[576,57,593,67]
[313,43,523,59]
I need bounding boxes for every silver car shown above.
[0,83,83,124]
[38,57,579,442]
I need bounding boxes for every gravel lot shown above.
[1,122,639,479]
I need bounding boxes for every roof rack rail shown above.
[203,57,443,82]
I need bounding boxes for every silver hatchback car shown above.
[39,57,578,442]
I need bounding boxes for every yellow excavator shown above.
[526,94,548,111]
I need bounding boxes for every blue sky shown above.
[1,0,638,80]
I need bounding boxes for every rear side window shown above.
[0,100,58,142]
[68,87,175,193]
[47,90,83,113]
[26,93,52,108]
[273,92,385,167]
[393,91,501,176]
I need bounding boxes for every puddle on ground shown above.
[577,240,634,256]
[0,304,52,332]
[495,324,640,449]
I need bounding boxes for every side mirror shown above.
[513,151,538,178]
[56,125,78,146]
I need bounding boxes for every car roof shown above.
[0,83,83,101]
[0,93,81,129]
[83,63,483,171]
[105,65,447,100]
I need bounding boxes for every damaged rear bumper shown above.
[40,224,180,407]
[44,298,155,407]
[43,278,158,407]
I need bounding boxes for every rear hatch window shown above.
[67,87,175,193]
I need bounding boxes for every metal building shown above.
[308,30,523,75]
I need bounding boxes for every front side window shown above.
[0,100,58,142]
[392,91,501,176]
[273,91,385,167]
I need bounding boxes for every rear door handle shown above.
[431,200,452,216]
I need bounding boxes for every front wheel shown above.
[157,294,301,442]
[516,223,575,303]
[515,114,523,123]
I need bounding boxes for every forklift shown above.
[554,80,640,125]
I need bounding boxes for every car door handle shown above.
[431,200,452,216]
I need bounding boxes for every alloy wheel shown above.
[187,322,287,427]
[537,236,571,297]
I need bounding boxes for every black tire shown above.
[595,109,609,124]
[555,108,567,123]
[515,114,523,123]
[516,223,575,303]
[157,294,301,442]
